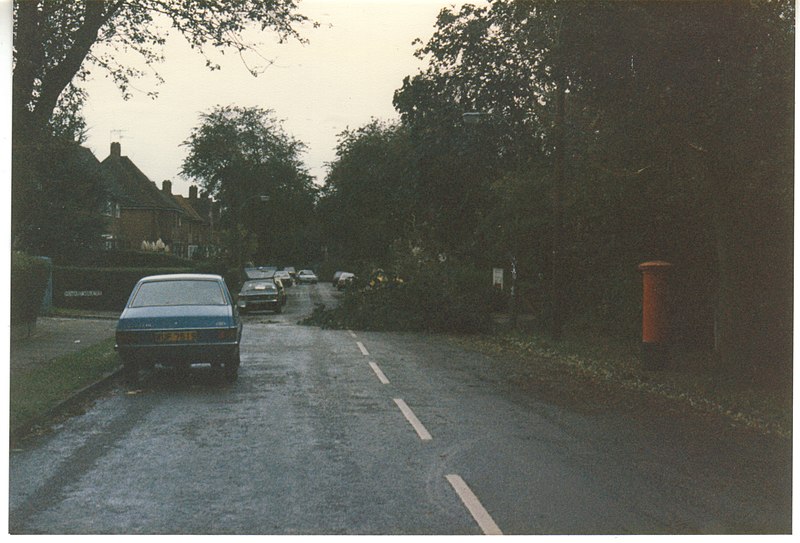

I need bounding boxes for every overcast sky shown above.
[80,0,477,197]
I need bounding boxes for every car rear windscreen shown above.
[131,280,227,307]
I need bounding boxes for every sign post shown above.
[492,268,504,290]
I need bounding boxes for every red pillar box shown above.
[638,261,672,370]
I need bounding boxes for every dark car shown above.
[237,278,284,314]
[115,274,242,380]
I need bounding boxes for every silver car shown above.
[296,269,318,284]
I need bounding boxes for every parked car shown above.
[332,271,345,284]
[274,269,293,286]
[115,274,242,380]
[283,267,297,279]
[337,272,355,290]
[296,269,318,284]
[237,278,284,314]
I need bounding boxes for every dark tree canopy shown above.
[326,0,793,379]
[181,105,318,266]
[12,139,106,257]
[319,120,415,265]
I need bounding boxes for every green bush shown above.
[11,252,50,326]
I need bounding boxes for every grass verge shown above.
[452,329,792,439]
[10,338,120,434]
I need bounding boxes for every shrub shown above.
[11,252,50,327]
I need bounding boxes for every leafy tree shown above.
[394,0,793,379]
[13,0,311,141]
[554,0,794,376]
[319,120,416,267]
[181,105,317,267]
[393,0,565,327]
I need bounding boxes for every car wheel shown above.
[275,304,282,314]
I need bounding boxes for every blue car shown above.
[115,274,243,380]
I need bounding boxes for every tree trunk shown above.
[13,0,114,140]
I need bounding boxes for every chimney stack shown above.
[189,185,198,200]
[162,180,172,195]
[110,142,121,157]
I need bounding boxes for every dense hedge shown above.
[48,249,233,311]
[11,252,50,326]
[53,248,198,268]
[53,266,196,311]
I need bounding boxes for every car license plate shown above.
[155,331,197,343]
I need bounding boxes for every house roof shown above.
[100,149,183,213]
[74,144,104,172]
[172,194,207,224]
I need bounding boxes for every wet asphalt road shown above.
[9,283,792,534]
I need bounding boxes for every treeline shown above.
[317,1,794,381]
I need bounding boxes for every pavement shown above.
[10,312,120,374]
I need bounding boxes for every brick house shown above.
[99,142,217,257]
[166,183,218,259]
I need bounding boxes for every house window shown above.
[115,204,121,218]
[101,200,114,217]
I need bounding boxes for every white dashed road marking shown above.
[393,399,432,441]
[446,474,503,535]
[369,361,390,384]
[357,341,369,356]
[348,330,357,338]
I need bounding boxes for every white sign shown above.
[492,268,504,289]
[64,290,102,297]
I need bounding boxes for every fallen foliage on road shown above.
[453,332,791,440]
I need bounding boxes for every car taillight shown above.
[116,331,136,345]
[216,328,238,341]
